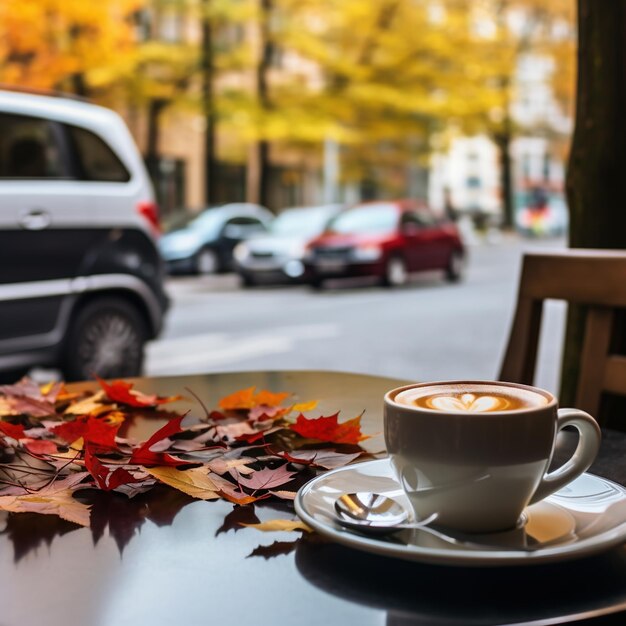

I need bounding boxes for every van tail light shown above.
[137,201,161,237]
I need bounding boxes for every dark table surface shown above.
[1,370,625,626]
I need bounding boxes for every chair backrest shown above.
[499,249,626,424]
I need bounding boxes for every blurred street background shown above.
[147,233,567,392]
[2,0,577,384]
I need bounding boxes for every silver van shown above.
[0,89,169,381]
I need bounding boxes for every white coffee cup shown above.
[384,381,601,533]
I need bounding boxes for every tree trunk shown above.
[70,73,88,98]
[202,0,218,205]
[146,98,167,164]
[494,124,515,230]
[561,0,626,409]
[68,26,89,98]
[247,0,272,208]
[145,98,168,205]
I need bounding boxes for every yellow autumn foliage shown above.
[0,0,141,90]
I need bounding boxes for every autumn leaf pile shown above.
[0,377,370,528]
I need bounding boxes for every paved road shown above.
[146,235,567,394]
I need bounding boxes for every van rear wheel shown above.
[61,297,147,381]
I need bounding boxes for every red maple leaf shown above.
[129,414,192,467]
[23,439,58,455]
[52,418,88,444]
[85,444,140,491]
[208,410,227,421]
[236,466,297,491]
[0,422,26,439]
[52,416,120,452]
[273,448,363,470]
[84,417,120,451]
[289,412,368,445]
[96,376,180,408]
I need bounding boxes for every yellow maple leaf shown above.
[55,437,84,455]
[0,397,17,417]
[64,391,110,416]
[291,400,318,413]
[145,466,220,500]
[242,519,312,533]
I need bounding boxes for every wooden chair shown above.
[499,249,626,425]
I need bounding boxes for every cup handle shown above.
[528,408,601,505]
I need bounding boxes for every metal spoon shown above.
[333,492,563,551]
[333,492,438,535]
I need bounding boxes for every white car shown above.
[0,88,168,381]
[234,204,344,285]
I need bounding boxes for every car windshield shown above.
[163,206,221,233]
[189,210,227,235]
[270,207,336,237]
[327,203,398,235]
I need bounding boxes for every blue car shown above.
[159,203,273,275]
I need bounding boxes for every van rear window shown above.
[68,125,131,183]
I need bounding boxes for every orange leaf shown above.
[289,412,369,445]
[221,492,262,506]
[254,390,290,407]
[218,387,256,410]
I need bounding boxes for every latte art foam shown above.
[394,383,549,413]
[429,393,511,412]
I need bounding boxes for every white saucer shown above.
[295,458,626,566]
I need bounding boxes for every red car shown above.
[303,200,465,288]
